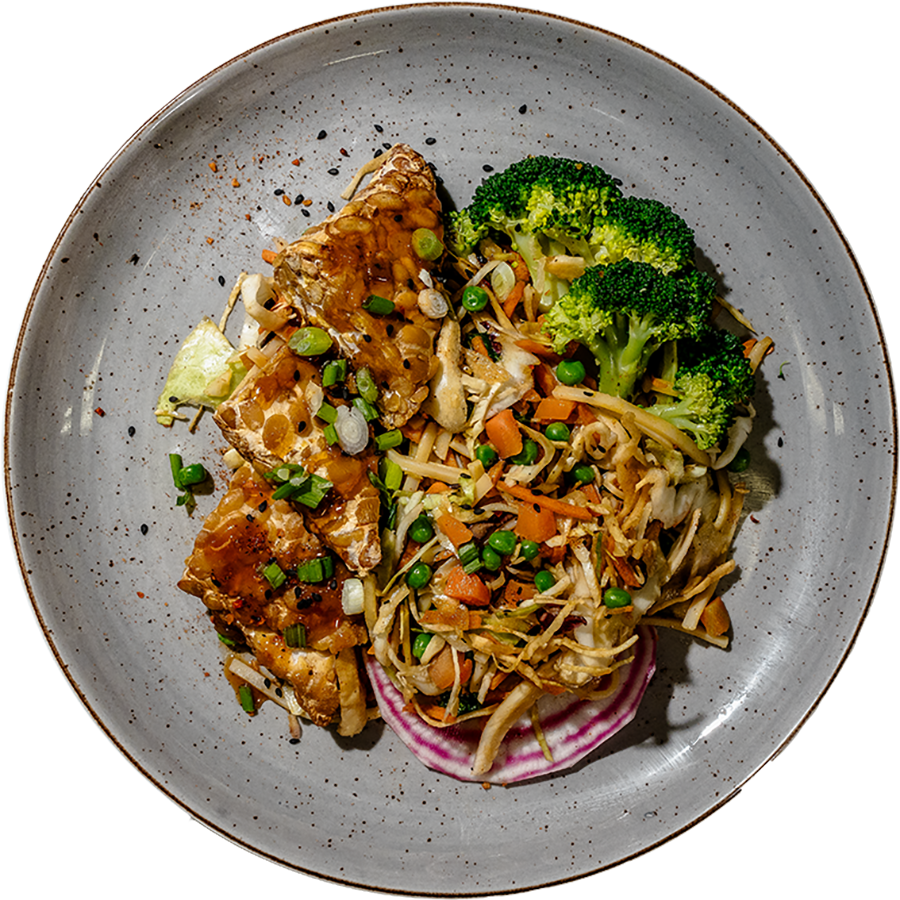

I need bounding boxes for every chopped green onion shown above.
[288,326,333,356]
[263,561,287,589]
[284,623,307,648]
[459,541,483,574]
[411,228,443,261]
[217,633,238,648]
[363,294,395,316]
[381,457,404,492]
[169,453,184,489]
[238,683,256,713]
[316,402,338,424]
[296,555,335,584]
[292,474,333,509]
[353,396,379,422]
[323,423,340,445]
[356,367,378,403]
[374,429,404,451]
[322,358,347,387]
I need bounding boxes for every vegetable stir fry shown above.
[161,147,771,780]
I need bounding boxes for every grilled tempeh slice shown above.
[178,464,368,730]
[272,143,445,428]
[213,347,381,573]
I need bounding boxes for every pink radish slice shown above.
[365,625,656,783]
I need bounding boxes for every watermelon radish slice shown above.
[365,625,656,783]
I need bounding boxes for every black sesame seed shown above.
[168,396,178,403]
[274,188,285,195]
[294,194,304,205]
[310,592,323,604]
[518,104,527,114]
[301,208,311,217]
[140,523,149,535]
[275,688,283,698]
[264,589,273,600]
[317,129,327,139]
[327,201,335,212]
[382,142,392,150]
[246,514,254,523]
[289,738,301,745]
[127,425,136,437]
[386,324,395,336]
[374,124,384,133]
[328,168,339,176]
[264,678,272,688]
[217,275,226,286]
[483,164,494,172]
[425,136,436,145]
[363,334,372,343]
[258,500,268,512]
[402,359,411,369]
[373,148,383,158]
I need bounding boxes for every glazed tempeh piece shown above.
[213,347,381,573]
[272,143,445,428]
[177,464,368,730]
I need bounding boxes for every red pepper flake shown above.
[94,407,106,417]
[232,177,240,187]
[750,515,760,523]
[206,237,214,245]
[136,591,145,598]
[340,147,349,157]
[291,158,301,166]
[208,161,218,172]
[232,598,245,609]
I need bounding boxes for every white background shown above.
[0,0,900,900]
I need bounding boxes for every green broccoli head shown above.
[589,196,696,274]
[445,155,623,259]
[647,326,755,450]
[543,259,716,399]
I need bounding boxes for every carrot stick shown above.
[435,513,474,547]
[499,481,594,520]
[514,500,558,543]
[533,397,576,422]
[261,248,278,264]
[503,282,526,318]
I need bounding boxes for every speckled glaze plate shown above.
[6,4,893,894]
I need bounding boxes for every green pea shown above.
[412,632,433,659]
[408,514,434,544]
[406,562,433,590]
[556,359,586,386]
[603,587,632,608]
[544,422,571,442]
[411,228,443,261]
[461,285,489,312]
[482,546,503,572]
[475,444,499,467]
[288,326,334,356]
[728,447,751,473]
[534,569,556,593]
[571,463,595,484]
[487,530,517,556]
[177,463,208,486]
[519,539,540,561]
[510,438,539,466]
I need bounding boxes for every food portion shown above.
[160,147,771,778]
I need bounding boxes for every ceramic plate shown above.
[6,4,893,894]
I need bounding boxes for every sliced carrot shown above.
[445,565,491,607]
[533,397,576,422]
[502,579,537,606]
[514,338,561,361]
[471,334,491,357]
[435,513,474,548]
[575,403,598,425]
[503,281,526,318]
[499,481,594,521]
[427,481,451,494]
[514,499,558,543]
[581,481,602,505]
[261,248,278,264]
[429,644,474,691]
[420,702,456,723]
[484,408,523,459]
[700,597,731,637]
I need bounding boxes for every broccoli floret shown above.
[646,327,755,449]
[446,156,624,303]
[589,196,696,274]
[543,259,716,399]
